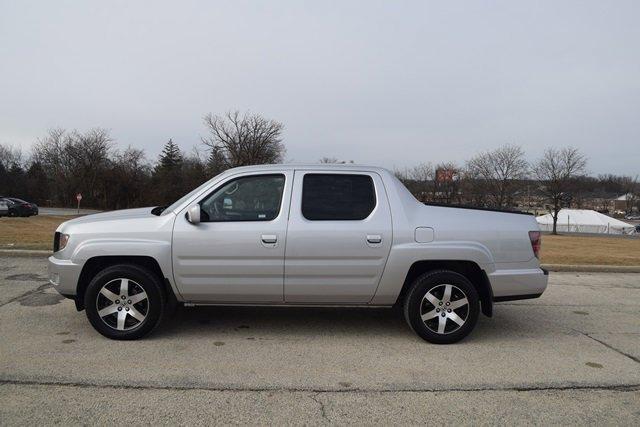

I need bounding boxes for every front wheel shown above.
[84,264,165,340]
[404,270,480,344]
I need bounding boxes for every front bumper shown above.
[48,256,81,297]
[488,267,549,301]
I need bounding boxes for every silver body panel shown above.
[48,164,548,305]
[171,170,293,302]
[283,170,393,303]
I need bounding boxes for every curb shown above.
[0,249,52,258]
[541,264,640,273]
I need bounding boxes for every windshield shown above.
[160,173,223,215]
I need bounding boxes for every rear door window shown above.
[301,174,376,220]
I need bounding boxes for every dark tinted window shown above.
[200,174,285,222]
[302,174,376,220]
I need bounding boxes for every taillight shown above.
[529,231,541,259]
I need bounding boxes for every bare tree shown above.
[0,143,26,196]
[33,128,113,207]
[319,157,354,164]
[533,147,587,234]
[0,144,24,170]
[319,157,339,164]
[408,163,436,182]
[202,111,285,168]
[465,144,529,208]
[397,162,459,204]
[105,147,150,209]
[395,162,436,201]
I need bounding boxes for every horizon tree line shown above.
[0,111,638,235]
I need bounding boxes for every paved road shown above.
[1,257,638,425]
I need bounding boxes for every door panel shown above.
[172,171,292,302]
[284,171,392,303]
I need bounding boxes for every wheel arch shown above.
[396,260,493,317]
[75,256,176,311]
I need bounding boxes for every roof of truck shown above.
[224,163,393,174]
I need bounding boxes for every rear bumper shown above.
[48,256,81,297]
[488,267,548,301]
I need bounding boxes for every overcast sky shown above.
[1,1,638,175]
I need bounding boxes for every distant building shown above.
[614,193,636,213]
[435,168,458,183]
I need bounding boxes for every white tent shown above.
[536,209,636,235]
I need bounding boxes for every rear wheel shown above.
[404,270,479,344]
[84,264,165,340]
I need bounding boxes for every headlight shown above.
[54,232,70,251]
[59,234,70,251]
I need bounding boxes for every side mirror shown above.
[186,204,201,225]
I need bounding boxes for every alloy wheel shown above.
[96,278,149,331]
[420,284,469,334]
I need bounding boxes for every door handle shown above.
[366,235,382,244]
[261,234,278,244]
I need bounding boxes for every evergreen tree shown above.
[25,161,50,204]
[208,146,227,176]
[157,139,183,171]
[0,162,8,195]
[152,139,185,204]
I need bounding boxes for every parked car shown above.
[0,197,39,217]
[0,199,8,216]
[625,213,640,220]
[48,164,548,343]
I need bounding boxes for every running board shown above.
[183,302,393,308]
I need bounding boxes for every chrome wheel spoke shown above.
[437,315,447,333]
[421,309,439,321]
[116,310,127,330]
[443,284,452,303]
[423,291,440,307]
[129,292,147,305]
[98,304,118,318]
[128,306,145,322]
[99,288,119,302]
[450,297,468,310]
[448,311,465,326]
[119,279,129,298]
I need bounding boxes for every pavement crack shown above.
[309,393,329,422]
[0,283,52,309]
[580,332,640,364]
[1,378,639,394]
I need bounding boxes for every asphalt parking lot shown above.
[1,256,639,425]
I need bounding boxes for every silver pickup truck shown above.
[49,164,548,343]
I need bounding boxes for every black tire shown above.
[84,264,165,340]
[404,270,479,344]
